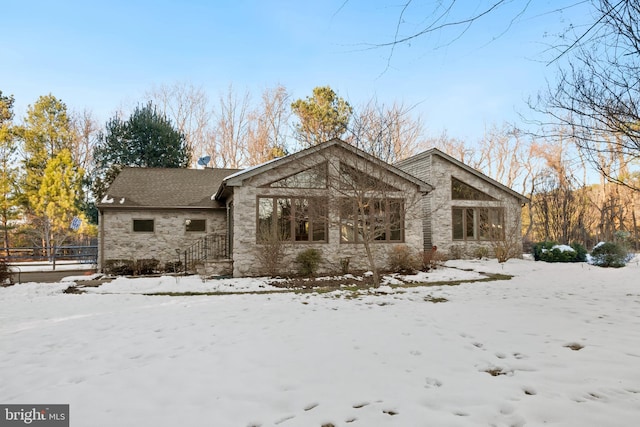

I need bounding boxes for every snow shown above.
[2,257,640,426]
[9,261,97,272]
[551,244,575,253]
[100,194,114,203]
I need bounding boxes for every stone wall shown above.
[229,147,425,277]
[99,208,227,270]
[397,152,524,258]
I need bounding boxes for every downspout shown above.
[99,208,104,272]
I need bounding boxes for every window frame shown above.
[185,219,206,232]
[340,198,405,243]
[266,163,328,189]
[132,219,155,233]
[257,196,328,243]
[451,177,496,201]
[452,207,504,241]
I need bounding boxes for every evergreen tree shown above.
[0,91,18,253]
[94,101,191,169]
[92,102,191,200]
[31,149,86,254]
[291,86,353,147]
[20,94,75,197]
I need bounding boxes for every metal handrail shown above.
[178,233,228,274]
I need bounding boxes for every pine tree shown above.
[94,101,191,169]
[0,91,18,254]
[20,94,75,200]
[31,149,86,255]
[291,86,353,147]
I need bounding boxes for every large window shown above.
[257,197,327,242]
[268,163,327,188]
[452,177,495,201]
[452,207,503,241]
[340,198,404,243]
[133,219,154,232]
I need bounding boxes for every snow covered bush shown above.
[590,242,631,268]
[387,244,420,274]
[533,241,586,263]
[296,248,322,276]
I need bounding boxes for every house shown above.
[97,139,526,276]
[97,167,240,272]
[395,148,528,257]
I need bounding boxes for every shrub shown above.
[0,259,11,285]
[255,230,287,276]
[135,258,159,275]
[533,241,586,263]
[532,241,555,261]
[164,260,183,274]
[590,242,631,268]
[104,259,135,276]
[421,246,446,271]
[448,245,464,260]
[570,243,587,262]
[474,246,490,260]
[296,248,322,276]
[387,244,421,274]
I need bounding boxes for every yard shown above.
[1,257,639,426]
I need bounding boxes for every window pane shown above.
[294,198,309,241]
[270,163,327,188]
[340,199,356,242]
[465,209,475,239]
[490,209,504,239]
[311,199,327,242]
[452,208,463,240]
[372,200,386,241]
[339,163,398,191]
[389,200,402,241]
[186,219,206,232]
[133,219,154,232]
[258,198,274,241]
[478,208,490,240]
[277,198,291,240]
[451,177,495,201]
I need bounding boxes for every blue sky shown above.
[2,0,591,143]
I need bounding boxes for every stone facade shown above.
[99,208,227,269]
[227,145,425,277]
[396,150,525,258]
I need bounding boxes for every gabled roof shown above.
[214,138,433,199]
[396,148,528,203]
[98,167,241,209]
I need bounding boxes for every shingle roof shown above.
[97,167,241,209]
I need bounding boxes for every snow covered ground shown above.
[1,257,639,426]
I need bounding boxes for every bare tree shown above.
[213,85,251,168]
[246,85,291,166]
[146,82,213,165]
[70,109,99,172]
[323,148,423,286]
[346,98,426,163]
[533,1,640,190]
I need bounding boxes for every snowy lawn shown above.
[1,257,640,426]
